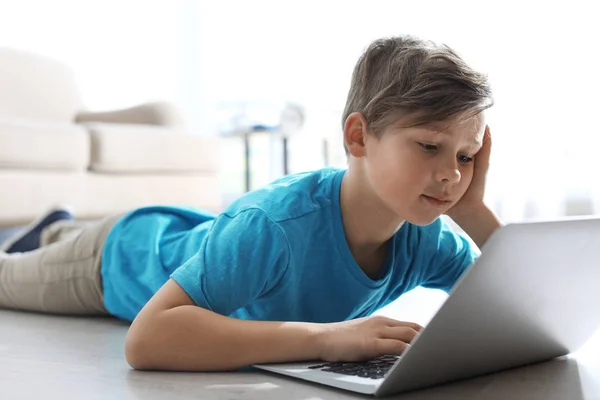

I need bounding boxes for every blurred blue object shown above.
[217,100,306,192]
[216,100,304,137]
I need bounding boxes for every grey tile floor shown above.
[1,310,599,400]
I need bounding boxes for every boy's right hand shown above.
[317,316,423,362]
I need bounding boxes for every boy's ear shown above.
[343,112,368,157]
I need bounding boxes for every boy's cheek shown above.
[462,170,475,185]
[456,178,474,196]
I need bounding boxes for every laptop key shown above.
[307,356,398,379]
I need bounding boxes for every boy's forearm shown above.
[451,205,502,249]
[126,305,324,371]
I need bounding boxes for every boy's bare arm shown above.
[125,279,322,371]
[125,279,421,371]
[452,205,502,249]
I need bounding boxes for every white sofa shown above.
[0,47,222,226]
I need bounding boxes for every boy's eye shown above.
[418,142,473,165]
[458,155,474,165]
[418,142,438,152]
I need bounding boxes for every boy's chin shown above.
[406,212,443,226]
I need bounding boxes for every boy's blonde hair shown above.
[342,35,493,152]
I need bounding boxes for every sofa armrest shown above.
[75,102,184,127]
[84,122,219,173]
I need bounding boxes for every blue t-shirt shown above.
[101,167,478,322]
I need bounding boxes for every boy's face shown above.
[362,114,486,226]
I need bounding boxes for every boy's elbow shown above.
[125,329,151,370]
[124,279,199,370]
[125,310,163,370]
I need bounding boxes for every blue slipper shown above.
[1,205,74,253]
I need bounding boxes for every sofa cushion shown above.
[85,123,219,173]
[0,170,222,226]
[0,48,83,122]
[0,120,90,170]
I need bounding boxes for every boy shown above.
[0,35,501,371]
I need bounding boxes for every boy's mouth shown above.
[421,194,451,207]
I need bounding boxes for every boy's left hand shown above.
[446,125,501,248]
[446,125,492,219]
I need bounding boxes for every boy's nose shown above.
[434,166,461,185]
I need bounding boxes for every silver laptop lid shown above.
[377,217,600,396]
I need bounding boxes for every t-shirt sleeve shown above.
[170,208,290,316]
[419,218,480,293]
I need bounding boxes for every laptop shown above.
[253,216,600,397]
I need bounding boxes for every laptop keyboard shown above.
[307,355,399,379]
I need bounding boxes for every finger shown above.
[472,126,492,180]
[477,125,492,162]
[384,319,423,332]
[375,338,410,356]
[380,326,420,343]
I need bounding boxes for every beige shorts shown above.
[0,214,123,315]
